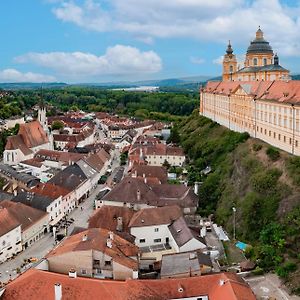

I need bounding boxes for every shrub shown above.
[266,146,280,161]
[252,267,264,275]
[276,262,297,278]
[252,143,262,152]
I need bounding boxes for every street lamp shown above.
[232,207,236,240]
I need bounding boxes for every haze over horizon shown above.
[1,0,300,83]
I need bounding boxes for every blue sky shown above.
[1,0,300,83]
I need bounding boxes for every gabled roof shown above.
[31,182,70,199]
[76,160,98,179]
[0,165,39,187]
[130,165,168,183]
[89,205,135,234]
[47,228,139,270]
[102,177,160,206]
[103,177,198,209]
[49,164,87,191]
[0,207,20,236]
[168,216,206,248]
[12,191,54,211]
[18,121,49,148]
[2,269,256,300]
[128,205,182,228]
[0,200,48,231]
[83,149,110,173]
[5,135,32,155]
[204,80,300,105]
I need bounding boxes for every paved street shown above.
[0,183,101,285]
[0,146,122,285]
[246,274,300,300]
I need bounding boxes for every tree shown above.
[167,126,180,144]
[51,120,64,130]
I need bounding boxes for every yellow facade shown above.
[222,27,290,82]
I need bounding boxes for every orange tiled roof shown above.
[2,269,256,300]
[46,228,139,270]
[205,80,300,105]
[18,121,49,148]
[0,200,47,231]
[0,207,20,236]
[88,205,135,233]
[31,182,70,199]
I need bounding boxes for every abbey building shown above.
[223,27,290,82]
[200,28,300,156]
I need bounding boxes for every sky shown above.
[1,0,300,83]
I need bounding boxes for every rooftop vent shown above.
[82,234,88,242]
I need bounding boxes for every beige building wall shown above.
[201,90,300,155]
[47,250,93,277]
[22,214,49,248]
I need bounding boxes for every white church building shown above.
[4,106,52,165]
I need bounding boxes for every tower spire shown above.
[226,40,233,55]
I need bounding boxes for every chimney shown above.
[219,279,225,286]
[143,173,145,178]
[68,269,77,278]
[54,283,62,300]
[82,234,88,242]
[116,217,123,232]
[109,231,114,240]
[137,190,141,201]
[106,238,113,248]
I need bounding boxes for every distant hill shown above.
[291,74,300,80]
[0,75,213,92]
[0,82,68,90]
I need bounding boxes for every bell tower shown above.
[222,41,238,82]
[38,104,48,132]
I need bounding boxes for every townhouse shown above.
[45,228,139,280]
[0,200,48,249]
[96,177,198,213]
[0,207,22,263]
[11,191,63,226]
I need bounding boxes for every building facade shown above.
[223,27,290,82]
[200,80,300,156]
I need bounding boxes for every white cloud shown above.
[213,56,223,65]
[15,45,162,77]
[190,56,205,64]
[51,0,300,57]
[0,69,56,83]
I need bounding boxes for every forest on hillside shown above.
[172,110,300,294]
[0,87,198,121]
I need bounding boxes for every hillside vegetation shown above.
[177,110,300,293]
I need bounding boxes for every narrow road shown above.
[0,182,104,285]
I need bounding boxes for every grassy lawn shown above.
[223,241,246,265]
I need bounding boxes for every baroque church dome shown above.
[246,27,273,54]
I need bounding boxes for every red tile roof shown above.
[31,182,70,199]
[128,205,182,228]
[130,165,168,183]
[88,205,135,233]
[0,207,20,236]
[2,270,256,300]
[18,121,49,148]
[47,228,139,270]
[205,80,300,104]
[0,200,47,231]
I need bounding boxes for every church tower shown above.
[222,41,238,82]
[38,104,48,132]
